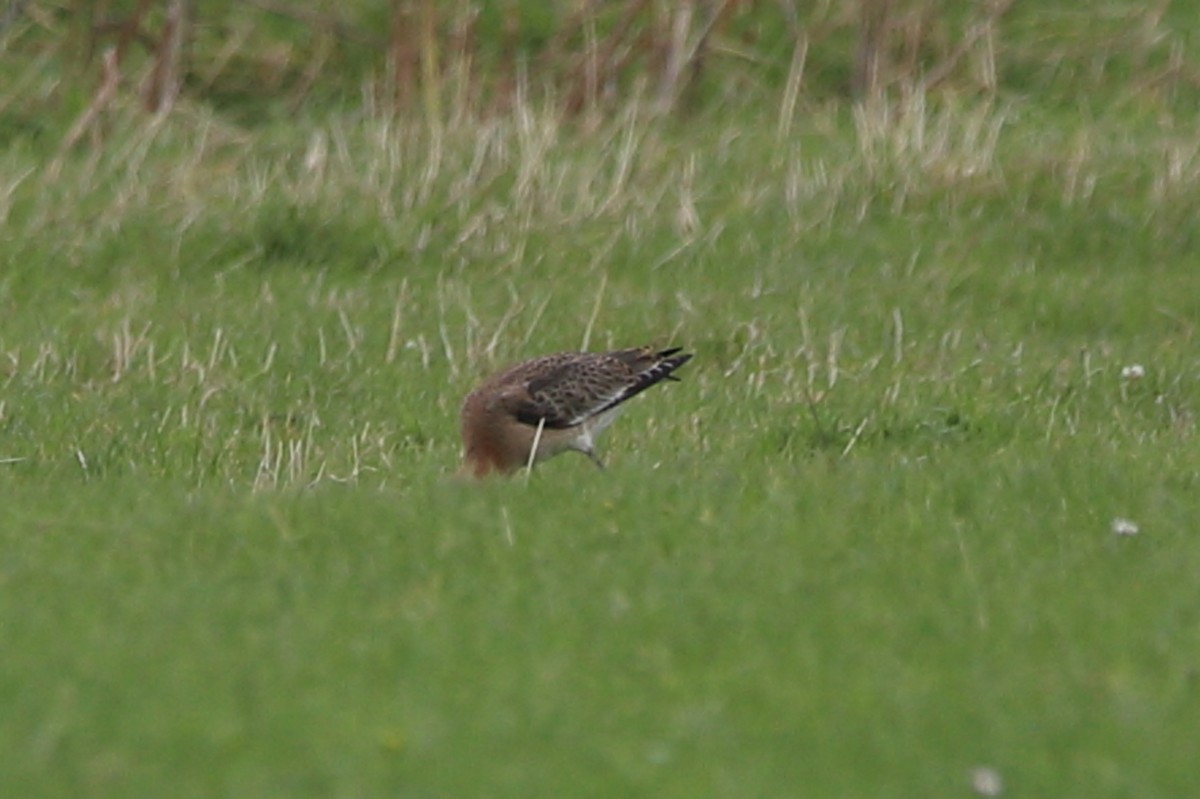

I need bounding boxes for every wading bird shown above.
[459,345,693,478]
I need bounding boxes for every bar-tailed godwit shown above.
[460,345,693,478]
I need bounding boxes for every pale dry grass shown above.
[5,86,1200,486]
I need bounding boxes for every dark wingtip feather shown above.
[601,348,693,410]
[661,351,693,376]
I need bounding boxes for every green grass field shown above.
[3,3,1200,796]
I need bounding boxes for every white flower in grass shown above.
[970,766,1004,796]
[1120,364,1145,381]
[1111,517,1140,536]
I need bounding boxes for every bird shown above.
[459,345,693,478]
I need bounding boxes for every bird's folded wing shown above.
[512,359,631,429]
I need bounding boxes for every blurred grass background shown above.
[2,2,1200,797]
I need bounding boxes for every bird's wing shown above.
[508,348,692,429]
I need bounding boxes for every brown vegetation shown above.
[53,1,1019,122]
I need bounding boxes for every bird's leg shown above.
[584,449,607,470]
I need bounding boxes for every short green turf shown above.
[3,4,1200,797]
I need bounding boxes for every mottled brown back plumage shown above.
[459,346,692,478]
